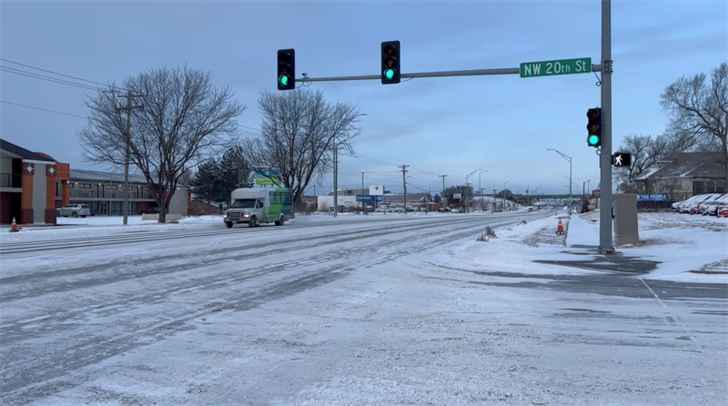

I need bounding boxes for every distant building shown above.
[633,152,726,201]
[381,193,433,207]
[0,139,71,225]
[59,169,156,216]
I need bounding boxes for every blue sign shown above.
[356,195,377,202]
[637,193,668,202]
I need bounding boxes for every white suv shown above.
[57,204,90,218]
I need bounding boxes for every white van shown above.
[224,187,294,228]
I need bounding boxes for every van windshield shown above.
[230,199,256,209]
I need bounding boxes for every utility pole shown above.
[399,165,409,213]
[439,174,447,204]
[599,0,615,254]
[116,91,144,225]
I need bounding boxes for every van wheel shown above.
[275,215,285,226]
[225,222,233,228]
[249,217,258,228]
[72,212,78,218]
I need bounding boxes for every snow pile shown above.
[565,215,599,247]
[430,214,597,277]
[571,212,727,283]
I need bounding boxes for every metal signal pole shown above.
[599,0,615,254]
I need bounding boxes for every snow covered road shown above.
[1,210,726,405]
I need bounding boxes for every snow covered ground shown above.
[572,211,728,283]
[1,208,726,405]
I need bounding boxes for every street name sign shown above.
[520,58,592,78]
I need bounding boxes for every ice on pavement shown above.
[1,209,726,405]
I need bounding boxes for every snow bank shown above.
[565,215,599,247]
[570,212,727,283]
[430,214,598,277]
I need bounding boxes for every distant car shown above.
[57,204,90,218]
[142,207,160,214]
[718,204,728,218]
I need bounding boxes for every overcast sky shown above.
[1,0,726,195]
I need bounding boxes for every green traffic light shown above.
[384,69,394,79]
[588,135,600,146]
[279,75,289,86]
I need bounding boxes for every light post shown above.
[465,169,482,213]
[504,180,510,212]
[334,112,367,217]
[478,170,487,213]
[516,185,522,211]
[361,170,365,214]
[549,149,573,214]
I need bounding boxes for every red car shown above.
[718,204,728,218]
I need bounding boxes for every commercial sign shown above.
[369,185,384,196]
[254,170,280,186]
[637,194,668,202]
[356,195,377,202]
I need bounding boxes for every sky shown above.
[1,0,726,196]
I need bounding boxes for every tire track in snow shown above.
[0,212,543,405]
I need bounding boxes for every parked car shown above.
[142,207,160,214]
[691,193,726,214]
[718,204,728,218]
[700,196,728,215]
[679,194,720,214]
[57,204,90,218]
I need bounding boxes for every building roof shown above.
[71,169,148,183]
[0,138,55,162]
[634,152,725,181]
[383,193,432,203]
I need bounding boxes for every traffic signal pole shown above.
[599,0,615,254]
[285,0,614,253]
[297,66,602,83]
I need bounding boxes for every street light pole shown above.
[548,149,573,215]
[504,180,510,212]
[362,170,365,214]
[333,136,338,217]
[465,169,482,213]
[516,185,522,210]
[478,170,487,213]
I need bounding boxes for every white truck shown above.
[224,187,294,228]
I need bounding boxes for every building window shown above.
[79,183,91,189]
[717,181,726,194]
[692,181,705,195]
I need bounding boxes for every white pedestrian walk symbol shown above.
[615,155,623,166]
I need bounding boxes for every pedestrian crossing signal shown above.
[612,152,631,167]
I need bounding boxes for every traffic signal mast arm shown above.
[295,64,603,83]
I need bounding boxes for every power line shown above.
[1,100,86,119]
[0,58,117,89]
[0,66,107,92]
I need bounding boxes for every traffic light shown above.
[381,41,401,84]
[586,107,601,147]
[277,49,295,91]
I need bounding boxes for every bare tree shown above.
[242,89,361,202]
[660,62,728,186]
[615,134,670,191]
[78,66,245,223]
